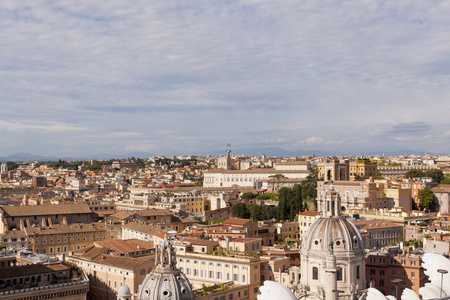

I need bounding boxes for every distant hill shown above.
[206,147,330,157]
[0,149,443,162]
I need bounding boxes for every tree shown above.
[441,174,450,184]
[277,188,290,221]
[377,171,384,180]
[405,169,425,179]
[241,192,257,200]
[232,203,250,219]
[268,174,287,191]
[424,169,444,183]
[5,161,19,171]
[256,194,271,200]
[249,204,262,221]
[418,188,438,210]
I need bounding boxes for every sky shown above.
[2,0,450,157]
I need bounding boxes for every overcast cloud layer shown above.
[1,0,450,157]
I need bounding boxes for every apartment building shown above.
[316,180,378,211]
[133,209,173,225]
[0,229,29,252]
[353,220,403,249]
[121,221,165,242]
[203,169,310,189]
[431,185,450,214]
[365,247,428,297]
[218,237,262,252]
[298,211,320,239]
[0,203,94,234]
[274,221,300,241]
[397,179,437,205]
[259,255,290,283]
[317,179,412,212]
[25,222,117,254]
[68,252,154,300]
[0,263,89,300]
[176,252,261,299]
[349,159,378,181]
[159,194,210,215]
[378,165,435,179]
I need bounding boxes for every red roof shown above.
[223,218,251,226]
[299,211,320,216]
[230,238,260,243]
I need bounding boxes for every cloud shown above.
[124,144,155,153]
[2,1,450,155]
[301,137,325,145]
[0,120,86,132]
[384,122,431,136]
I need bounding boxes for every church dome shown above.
[298,186,366,300]
[302,216,364,255]
[118,285,131,297]
[136,268,194,300]
[136,233,194,300]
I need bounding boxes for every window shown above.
[380,270,385,276]
[313,267,318,280]
[337,268,343,281]
[370,269,375,275]
[356,265,360,279]
[380,279,384,286]
[411,272,415,278]
[233,274,238,281]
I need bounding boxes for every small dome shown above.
[118,285,131,297]
[302,216,363,254]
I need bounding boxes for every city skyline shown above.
[2,1,450,157]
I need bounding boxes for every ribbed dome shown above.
[136,269,194,300]
[302,216,364,254]
[136,234,194,300]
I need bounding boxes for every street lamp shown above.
[391,279,402,300]
[437,269,448,298]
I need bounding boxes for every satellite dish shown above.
[10,262,14,266]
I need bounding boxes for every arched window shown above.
[312,267,318,280]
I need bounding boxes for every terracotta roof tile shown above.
[0,203,91,217]
[94,239,154,255]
